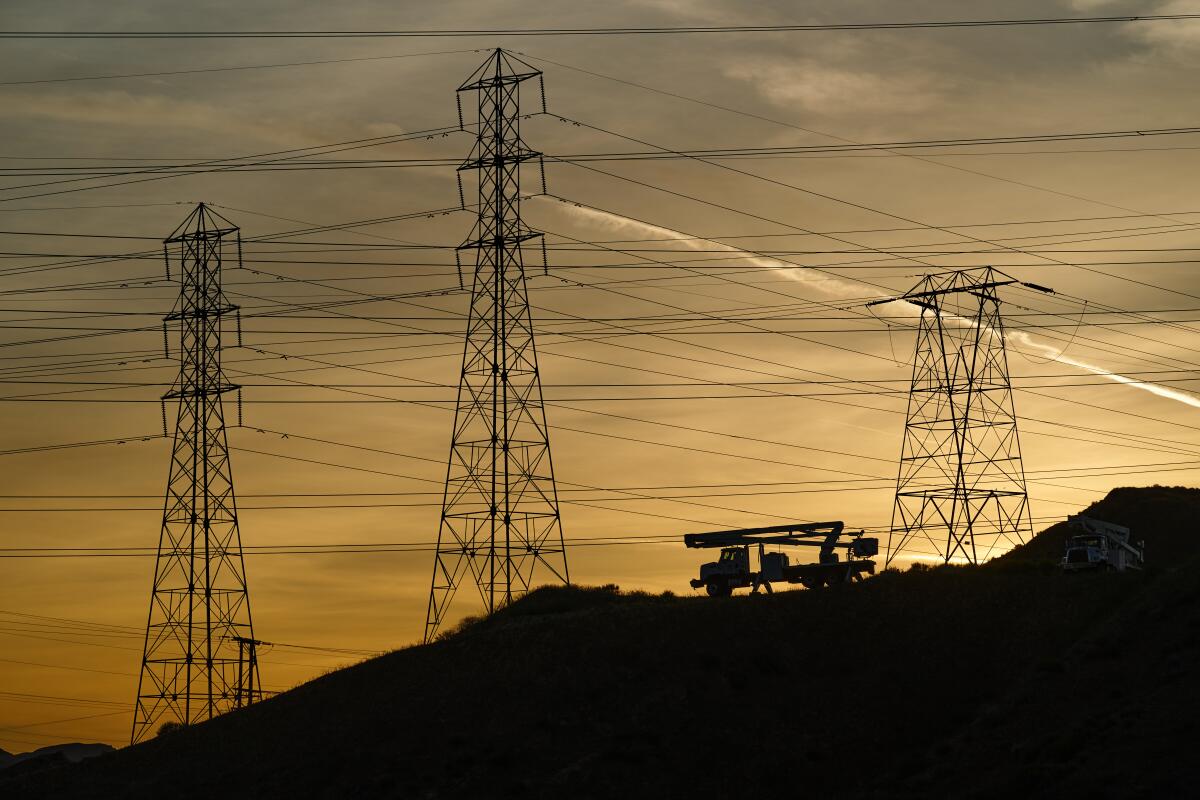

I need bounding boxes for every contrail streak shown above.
[553,201,1200,411]
[553,201,864,297]
[1008,331,1200,409]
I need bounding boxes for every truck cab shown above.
[697,546,752,596]
[1063,534,1108,570]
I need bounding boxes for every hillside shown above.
[893,535,1200,798]
[995,485,1200,567]
[4,486,1198,799]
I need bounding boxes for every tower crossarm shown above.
[457,230,543,250]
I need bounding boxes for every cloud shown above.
[6,89,347,150]
[722,57,946,116]
[1127,0,1200,53]
[1065,0,1200,62]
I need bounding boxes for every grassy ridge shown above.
[5,486,1197,798]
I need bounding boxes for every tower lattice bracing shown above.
[883,267,1035,566]
[424,50,568,642]
[132,203,258,743]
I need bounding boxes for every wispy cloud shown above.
[723,58,946,116]
[1126,0,1200,53]
[6,89,348,149]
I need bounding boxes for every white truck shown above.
[1061,515,1145,572]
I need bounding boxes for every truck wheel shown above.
[706,580,731,597]
[826,570,845,586]
[800,575,823,590]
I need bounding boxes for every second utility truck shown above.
[1061,514,1144,572]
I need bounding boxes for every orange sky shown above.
[4,0,1200,751]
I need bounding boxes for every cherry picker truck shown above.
[685,521,878,597]
[1061,514,1145,572]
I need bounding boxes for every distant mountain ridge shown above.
[0,743,113,775]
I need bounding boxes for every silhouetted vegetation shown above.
[154,721,186,738]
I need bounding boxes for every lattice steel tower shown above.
[424,50,568,642]
[871,267,1049,566]
[132,203,258,743]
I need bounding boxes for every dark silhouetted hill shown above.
[995,484,1200,567]
[4,486,1197,799]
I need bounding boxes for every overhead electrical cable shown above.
[6,15,1199,38]
[533,59,1200,346]
[0,47,481,86]
[544,124,1200,383]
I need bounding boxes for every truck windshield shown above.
[720,549,739,561]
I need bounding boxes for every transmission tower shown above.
[871,267,1051,566]
[424,49,568,642]
[132,203,258,743]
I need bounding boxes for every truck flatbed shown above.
[690,558,876,594]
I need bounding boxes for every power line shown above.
[0,656,133,677]
[0,202,470,284]
[0,221,1180,542]
[0,47,480,86]
[0,690,127,709]
[526,50,1195,223]
[6,15,1198,38]
[0,458,1193,514]
[593,64,1200,361]
[0,709,129,734]
[5,372,1200,389]
[527,57,1200,343]
[0,608,389,658]
[544,127,1200,378]
[0,455,1187,504]
[1,516,1081,558]
[250,253,1190,465]
[0,123,467,202]
[7,125,1200,175]
[0,268,1180,472]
